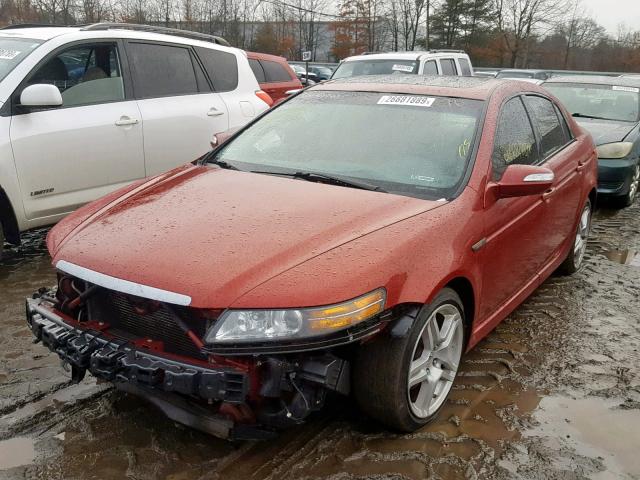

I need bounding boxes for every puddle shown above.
[528,395,640,477]
[0,437,35,470]
[604,249,640,267]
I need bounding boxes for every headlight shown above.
[596,142,634,159]
[205,288,386,343]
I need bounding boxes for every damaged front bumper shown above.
[25,293,353,440]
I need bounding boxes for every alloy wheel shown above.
[628,164,640,205]
[407,303,464,418]
[573,203,591,268]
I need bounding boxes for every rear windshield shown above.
[544,83,640,122]
[0,37,43,82]
[332,60,418,79]
[214,90,484,200]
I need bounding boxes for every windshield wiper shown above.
[206,158,239,170]
[572,113,615,121]
[251,170,386,192]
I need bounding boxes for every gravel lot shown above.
[1,201,639,480]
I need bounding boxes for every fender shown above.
[0,185,20,245]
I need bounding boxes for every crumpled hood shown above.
[575,118,637,145]
[52,165,442,307]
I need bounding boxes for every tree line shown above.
[1,0,639,70]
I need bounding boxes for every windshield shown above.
[496,71,534,79]
[0,37,43,82]
[213,90,484,200]
[544,83,640,122]
[332,60,418,79]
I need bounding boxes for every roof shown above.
[499,68,549,73]
[312,74,513,100]
[544,75,640,87]
[0,26,79,40]
[342,51,468,63]
[247,51,287,62]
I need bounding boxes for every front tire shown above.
[558,198,591,275]
[353,288,465,431]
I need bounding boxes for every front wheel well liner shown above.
[0,186,20,245]
[444,277,475,334]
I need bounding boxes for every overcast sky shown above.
[582,0,640,33]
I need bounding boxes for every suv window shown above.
[26,43,124,108]
[492,97,539,179]
[128,42,200,98]
[440,58,457,76]
[458,58,472,76]
[249,58,266,83]
[261,60,291,82]
[194,46,238,92]
[524,96,568,158]
[423,60,438,74]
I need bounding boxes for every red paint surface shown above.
[47,79,598,349]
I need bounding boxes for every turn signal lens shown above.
[255,90,274,107]
[596,142,634,159]
[205,288,386,343]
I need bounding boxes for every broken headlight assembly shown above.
[205,288,386,343]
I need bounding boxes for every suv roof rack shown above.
[80,23,230,46]
[0,23,80,29]
[426,49,466,54]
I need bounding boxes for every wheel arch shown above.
[588,187,597,209]
[443,277,475,335]
[0,185,20,245]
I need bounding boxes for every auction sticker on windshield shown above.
[392,64,414,73]
[378,95,435,107]
[0,49,20,60]
[612,86,640,93]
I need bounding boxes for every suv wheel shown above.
[353,288,465,431]
[0,224,5,261]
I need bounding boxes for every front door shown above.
[10,41,144,221]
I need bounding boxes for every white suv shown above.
[331,50,474,79]
[0,23,269,257]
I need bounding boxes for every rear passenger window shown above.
[458,58,472,76]
[440,59,457,76]
[128,43,199,98]
[194,46,238,92]
[524,96,568,158]
[423,60,438,75]
[261,60,291,82]
[249,58,266,83]
[492,97,539,179]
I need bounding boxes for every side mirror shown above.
[19,84,63,108]
[488,164,554,200]
[210,127,241,149]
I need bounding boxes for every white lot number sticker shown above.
[0,49,20,60]
[612,85,640,93]
[378,95,435,107]
[391,64,414,73]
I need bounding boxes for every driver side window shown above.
[26,43,124,108]
[492,97,540,180]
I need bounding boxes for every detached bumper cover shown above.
[597,158,638,195]
[26,298,248,403]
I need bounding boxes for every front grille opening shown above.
[88,290,209,359]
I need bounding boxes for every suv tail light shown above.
[255,90,273,107]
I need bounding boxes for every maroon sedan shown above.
[27,76,597,439]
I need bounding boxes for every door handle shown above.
[576,159,588,172]
[542,187,556,200]
[115,116,139,126]
[207,108,225,117]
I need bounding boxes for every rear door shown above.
[9,40,145,220]
[126,41,229,176]
[522,94,582,258]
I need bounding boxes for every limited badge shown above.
[377,95,435,107]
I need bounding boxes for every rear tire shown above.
[558,199,591,275]
[0,224,5,261]
[353,288,465,432]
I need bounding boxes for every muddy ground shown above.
[0,202,639,480]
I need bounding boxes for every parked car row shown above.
[1,32,636,441]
